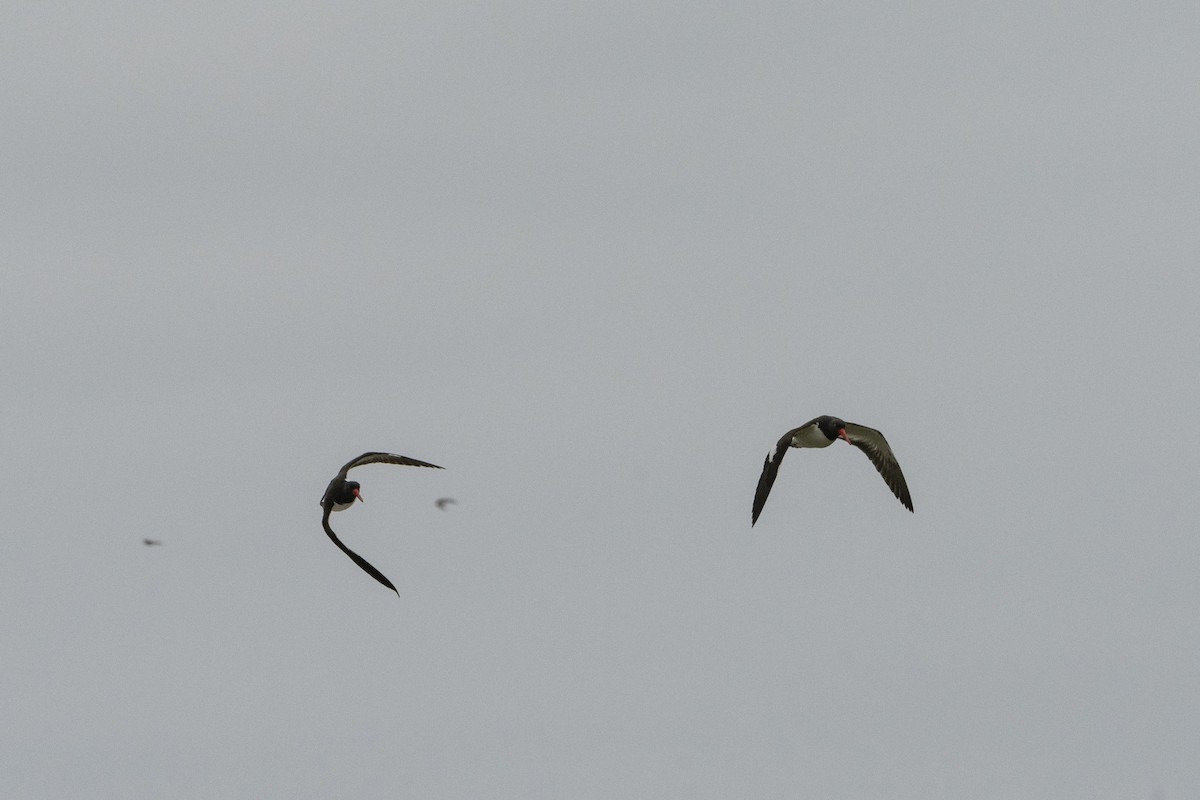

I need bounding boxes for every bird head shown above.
[817,415,850,443]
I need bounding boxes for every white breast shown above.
[791,425,834,448]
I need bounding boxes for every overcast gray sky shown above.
[3,2,1199,798]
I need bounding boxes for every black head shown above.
[816,416,849,442]
[332,480,363,506]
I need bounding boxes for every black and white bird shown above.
[752,416,913,526]
[320,451,443,593]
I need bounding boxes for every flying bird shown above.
[752,415,912,526]
[435,497,456,510]
[142,538,162,546]
[321,451,443,593]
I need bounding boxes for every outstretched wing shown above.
[317,451,441,593]
[321,503,400,594]
[842,423,913,512]
[752,432,795,526]
[338,451,444,479]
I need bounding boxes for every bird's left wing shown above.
[339,452,444,477]
[842,423,913,512]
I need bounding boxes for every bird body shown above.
[320,452,443,593]
[323,479,363,512]
[783,420,840,450]
[752,415,912,526]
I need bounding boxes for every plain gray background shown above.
[3,2,1198,798]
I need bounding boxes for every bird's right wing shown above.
[752,432,795,526]
[321,503,399,595]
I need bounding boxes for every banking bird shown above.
[752,416,912,526]
[435,497,456,510]
[320,452,443,593]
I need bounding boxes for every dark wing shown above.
[336,451,444,480]
[842,422,913,512]
[752,431,796,526]
[319,475,341,508]
[321,501,399,594]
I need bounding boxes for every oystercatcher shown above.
[321,452,443,593]
[752,416,912,526]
